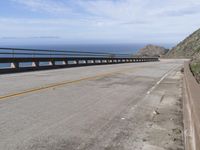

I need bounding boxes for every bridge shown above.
[0,47,158,73]
[0,48,185,150]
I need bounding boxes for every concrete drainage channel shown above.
[0,47,158,74]
[183,61,200,150]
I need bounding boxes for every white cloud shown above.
[4,0,200,43]
[11,0,72,14]
[11,0,200,24]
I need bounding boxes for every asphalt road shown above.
[0,59,185,150]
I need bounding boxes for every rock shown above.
[153,110,160,115]
[137,44,169,57]
[172,128,182,134]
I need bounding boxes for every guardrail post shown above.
[12,49,15,58]
[11,62,19,69]
[83,60,86,64]
[74,60,78,64]
[49,61,55,66]
[32,61,39,67]
[63,60,68,65]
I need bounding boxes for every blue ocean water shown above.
[5,44,145,54]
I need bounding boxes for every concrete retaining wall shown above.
[183,62,200,150]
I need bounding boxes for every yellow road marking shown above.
[0,66,142,101]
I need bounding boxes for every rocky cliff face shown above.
[167,28,200,58]
[137,44,168,57]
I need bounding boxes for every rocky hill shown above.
[167,28,200,58]
[137,44,169,57]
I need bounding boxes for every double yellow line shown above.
[0,66,141,101]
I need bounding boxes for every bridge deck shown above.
[0,59,184,150]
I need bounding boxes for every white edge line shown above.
[146,72,169,95]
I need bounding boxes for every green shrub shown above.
[190,62,200,74]
[190,61,200,83]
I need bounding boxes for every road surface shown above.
[0,59,185,150]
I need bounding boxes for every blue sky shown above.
[0,0,200,45]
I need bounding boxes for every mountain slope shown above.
[167,28,200,58]
[167,28,200,83]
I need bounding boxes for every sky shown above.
[0,0,200,45]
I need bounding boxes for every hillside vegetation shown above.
[190,48,200,83]
[167,28,200,58]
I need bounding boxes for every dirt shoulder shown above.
[140,67,184,150]
[95,63,184,150]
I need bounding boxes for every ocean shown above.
[2,44,145,54]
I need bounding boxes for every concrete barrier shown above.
[183,62,200,150]
[0,57,159,74]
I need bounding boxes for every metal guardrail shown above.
[0,47,159,74]
[0,47,131,58]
